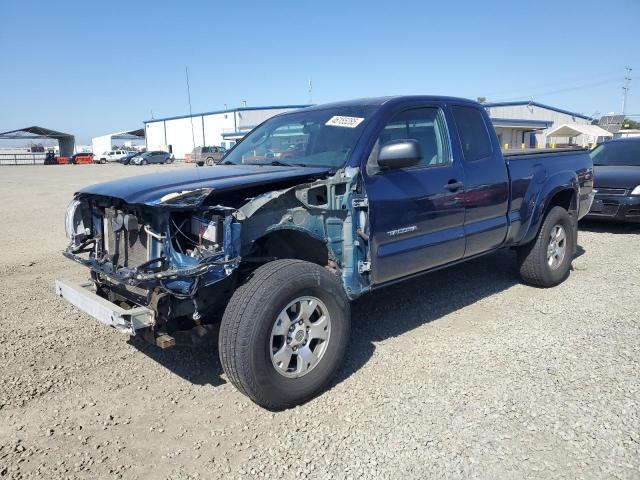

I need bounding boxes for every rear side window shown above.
[452,106,492,161]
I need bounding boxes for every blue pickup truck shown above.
[57,96,594,409]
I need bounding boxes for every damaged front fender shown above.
[234,168,371,299]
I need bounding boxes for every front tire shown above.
[517,206,576,287]
[219,260,350,410]
[206,157,214,166]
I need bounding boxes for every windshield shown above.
[223,106,378,169]
[590,141,640,166]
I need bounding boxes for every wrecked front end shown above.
[60,191,241,339]
[58,168,372,344]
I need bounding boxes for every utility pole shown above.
[185,66,196,154]
[622,66,632,115]
[308,78,313,104]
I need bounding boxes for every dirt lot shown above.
[1,164,639,479]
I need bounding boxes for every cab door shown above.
[364,106,466,285]
[450,105,509,257]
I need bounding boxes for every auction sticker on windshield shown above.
[325,116,365,128]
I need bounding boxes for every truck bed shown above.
[503,147,588,159]
[504,148,593,246]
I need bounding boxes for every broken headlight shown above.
[64,199,89,244]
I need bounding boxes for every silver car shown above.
[131,151,172,165]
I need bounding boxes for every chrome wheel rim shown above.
[270,296,331,378]
[547,224,567,270]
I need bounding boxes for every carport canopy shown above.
[110,128,144,140]
[0,126,75,157]
[546,123,613,140]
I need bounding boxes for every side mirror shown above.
[377,139,422,169]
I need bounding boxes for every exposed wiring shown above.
[171,218,199,247]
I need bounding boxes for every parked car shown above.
[130,151,172,165]
[70,153,94,164]
[192,145,226,166]
[96,149,134,164]
[56,96,594,410]
[118,152,140,165]
[584,137,640,223]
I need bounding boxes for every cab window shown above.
[369,107,450,174]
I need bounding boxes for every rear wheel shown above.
[205,157,215,166]
[219,260,350,410]
[517,206,576,287]
[100,158,106,164]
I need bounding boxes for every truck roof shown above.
[301,95,480,111]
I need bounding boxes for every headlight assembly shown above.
[65,199,88,243]
[631,185,640,196]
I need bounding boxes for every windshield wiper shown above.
[269,160,308,167]
[268,160,294,167]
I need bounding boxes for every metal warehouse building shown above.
[485,101,594,149]
[144,105,310,160]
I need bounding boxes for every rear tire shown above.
[206,157,214,166]
[517,206,575,287]
[100,158,106,164]
[219,259,350,410]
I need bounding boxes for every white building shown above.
[485,101,594,149]
[615,129,640,138]
[144,105,310,160]
[91,129,146,156]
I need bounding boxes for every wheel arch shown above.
[519,173,579,245]
[246,227,330,267]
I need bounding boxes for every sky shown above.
[1,0,639,144]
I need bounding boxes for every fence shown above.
[0,153,47,165]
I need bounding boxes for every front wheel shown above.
[205,157,214,166]
[141,159,148,165]
[517,206,576,287]
[219,260,350,410]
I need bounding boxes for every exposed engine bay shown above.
[63,168,371,339]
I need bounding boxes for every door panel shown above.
[460,165,509,257]
[368,167,465,284]
[450,105,510,257]
[365,106,466,285]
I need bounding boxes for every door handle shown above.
[444,180,464,192]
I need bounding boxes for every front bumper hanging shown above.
[55,279,155,334]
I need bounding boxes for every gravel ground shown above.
[1,164,639,479]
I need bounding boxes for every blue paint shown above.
[76,96,595,300]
